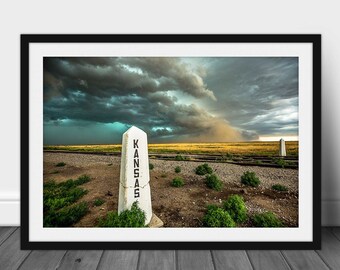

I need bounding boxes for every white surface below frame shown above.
[28,41,314,242]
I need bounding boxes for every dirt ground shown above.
[43,153,298,227]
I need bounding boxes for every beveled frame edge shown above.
[20,34,321,250]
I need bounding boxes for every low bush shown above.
[223,195,247,224]
[205,174,223,191]
[195,163,213,175]
[161,173,167,178]
[203,205,236,227]
[56,162,66,167]
[57,174,90,190]
[171,177,184,187]
[43,175,90,222]
[272,184,288,192]
[175,155,186,161]
[94,198,105,206]
[43,177,90,213]
[273,158,288,168]
[44,202,89,227]
[224,152,234,160]
[98,202,145,227]
[252,212,283,227]
[241,171,260,187]
[175,166,181,173]
[149,163,154,170]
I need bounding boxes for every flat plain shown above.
[43,141,299,228]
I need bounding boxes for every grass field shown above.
[44,141,298,156]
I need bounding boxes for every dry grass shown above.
[44,141,298,156]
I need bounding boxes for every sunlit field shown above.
[44,141,298,156]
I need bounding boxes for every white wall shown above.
[0,0,338,226]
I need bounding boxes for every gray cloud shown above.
[203,57,298,137]
[43,57,298,144]
[44,57,215,101]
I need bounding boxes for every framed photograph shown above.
[21,34,321,249]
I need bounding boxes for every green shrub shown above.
[149,163,154,170]
[94,198,105,206]
[171,177,184,187]
[43,175,90,213]
[273,158,287,168]
[224,152,233,160]
[205,174,223,191]
[44,202,89,227]
[43,182,88,212]
[175,166,181,173]
[272,184,288,192]
[175,155,186,161]
[161,173,167,178]
[98,202,145,227]
[57,175,90,189]
[195,163,213,175]
[56,162,66,167]
[252,212,283,227]
[203,205,236,227]
[74,174,91,185]
[241,171,260,187]
[51,170,59,174]
[223,195,247,223]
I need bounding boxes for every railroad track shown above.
[44,150,298,169]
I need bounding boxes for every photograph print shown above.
[43,56,299,229]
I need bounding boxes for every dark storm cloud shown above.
[44,57,298,144]
[121,58,216,100]
[44,90,241,142]
[43,57,215,101]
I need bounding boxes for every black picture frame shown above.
[21,34,321,250]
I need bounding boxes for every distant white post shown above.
[118,126,153,224]
[279,138,286,156]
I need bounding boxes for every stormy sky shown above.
[43,57,298,145]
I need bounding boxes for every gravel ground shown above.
[44,152,298,192]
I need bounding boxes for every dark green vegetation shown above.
[223,195,247,224]
[175,166,181,173]
[252,212,283,227]
[241,171,260,187]
[175,155,186,161]
[43,175,90,227]
[273,158,288,168]
[98,202,146,227]
[171,177,184,187]
[93,198,105,206]
[44,202,89,227]
[195,163,213,175]
[205,174,223,191]
[272,184,288,192]
[203,205,236,227]
[203,195,284,228]
[149,163,154,170]
[56,162,66,167]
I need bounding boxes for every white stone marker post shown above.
[118,126,153,225]
[279,138,287,157]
